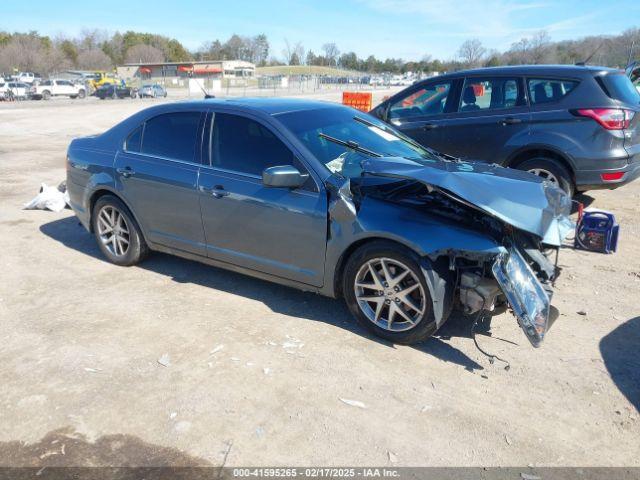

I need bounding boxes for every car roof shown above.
[144,97,343,116]
[431,64,622,80]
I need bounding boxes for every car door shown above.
[198,110,328,287]
[436,76,530,163]
[114,110,207,256]
[381,79,460,153]
[58,80,75,95]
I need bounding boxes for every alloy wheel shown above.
[354,257,426,332]
[97,206,130,257]
[528,168,559,187]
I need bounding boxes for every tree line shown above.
[1,27,638,77]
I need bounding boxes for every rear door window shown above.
[125,125,143,153]
[599,73,640,105]
[459,77,523,112]
[141,112,201,162]
[528,78,578,105]
[388,82,452,119]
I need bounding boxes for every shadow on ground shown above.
[572,193,595,213]
[600,316,640,413]
[40,216,484,371]
[0,426,210,467]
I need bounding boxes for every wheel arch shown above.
[332,235,439,299]
[505,146,575,180]
[332,235,457,328]
[87,188,145,241]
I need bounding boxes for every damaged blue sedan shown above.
[66,98,574,347]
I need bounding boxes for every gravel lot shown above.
[0,92,638,468]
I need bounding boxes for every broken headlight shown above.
[492,247,550,347]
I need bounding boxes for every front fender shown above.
[323,195,505,299]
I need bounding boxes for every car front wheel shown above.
[92,195,148,266]
[343,241,438,344]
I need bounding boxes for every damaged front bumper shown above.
[491,247,550,348]
[458,247,552,347]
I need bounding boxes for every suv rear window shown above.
[598,73,640,105]
[528,78,578,105]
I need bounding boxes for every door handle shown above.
[500,117,522,125]
[422,123,438,130]
[199,184,229,198]
[116,167,135,178]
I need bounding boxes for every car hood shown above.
[360,157,574,246]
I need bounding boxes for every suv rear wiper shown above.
[353,115,461,162]
[319,132,383,157]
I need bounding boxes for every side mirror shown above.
[262,165,308,189]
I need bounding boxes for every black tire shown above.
[42,90,51,100]
[342,240,439,345]
[515,157,574,197]
[92,195,149,266]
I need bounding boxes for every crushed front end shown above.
[354,158,574,347]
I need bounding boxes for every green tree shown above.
[60,40,78,64]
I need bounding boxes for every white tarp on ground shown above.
[24,183,69,212]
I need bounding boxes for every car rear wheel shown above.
[42,90,51,100]
[343,241,438,344]
[516,157,574,196]
[92,195,148,266]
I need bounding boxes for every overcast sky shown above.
[3,0,639,60]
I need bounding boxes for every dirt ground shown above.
[0,91,638,468]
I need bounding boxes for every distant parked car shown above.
[3,82,31,100]
[95,84,137,99]
[13,72,41,84]
[0,80,8,100]
[371,65,640,196]
[138,83,167,98]
[31,79,86,100]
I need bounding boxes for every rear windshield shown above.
[599,73,640,105]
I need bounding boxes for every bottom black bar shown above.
[0,467,638,480]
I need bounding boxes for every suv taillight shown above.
[575,108,634,130]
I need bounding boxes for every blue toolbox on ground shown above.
[575,209,619,254]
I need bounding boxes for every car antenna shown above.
[576,41,605,66]
[194,78,215,99]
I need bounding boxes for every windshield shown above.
[276,106,439,177]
